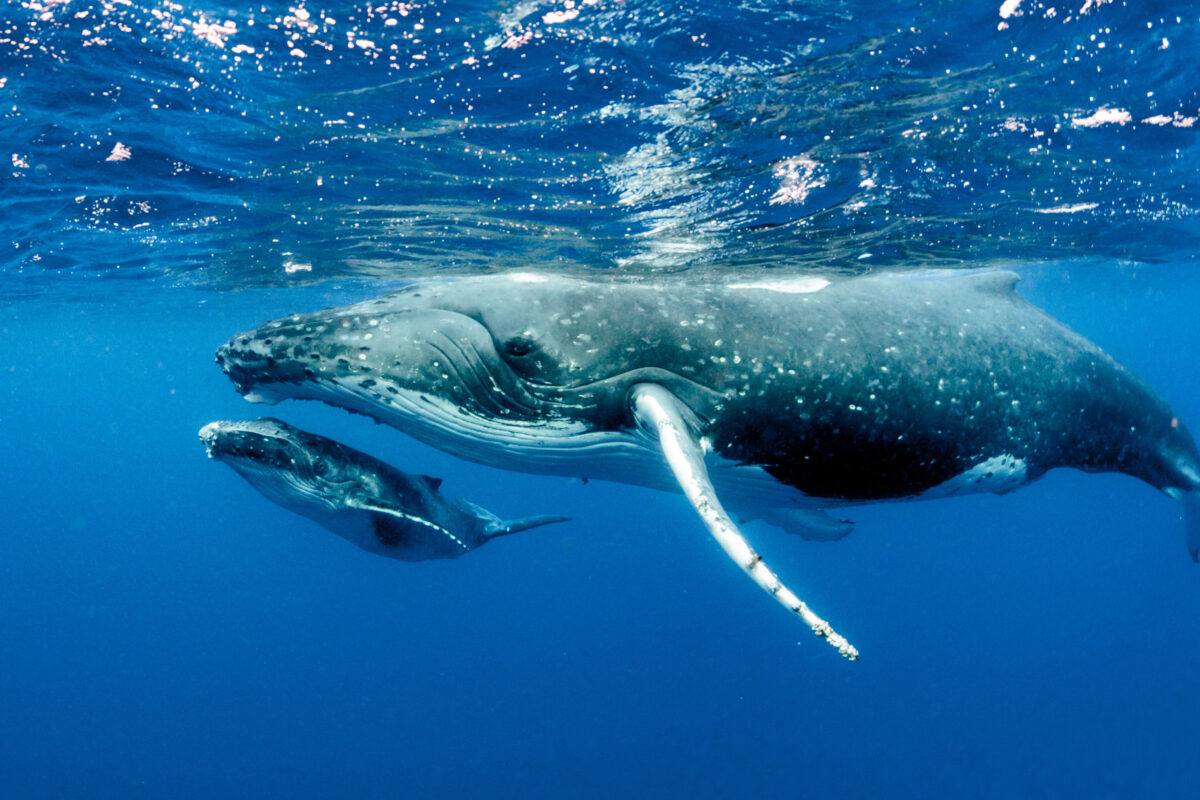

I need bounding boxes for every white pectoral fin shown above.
[629,383,859,660]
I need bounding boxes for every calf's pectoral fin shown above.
[629,382,859,660]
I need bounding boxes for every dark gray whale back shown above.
[688,272,1200,501]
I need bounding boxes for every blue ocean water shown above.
[2,1,1200,797]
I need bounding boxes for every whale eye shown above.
[503,336,537,358]
[312,459,329,477]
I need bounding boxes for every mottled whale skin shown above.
[200,417,568,561]
[217,272,1199,511]
[215,271,1200,657]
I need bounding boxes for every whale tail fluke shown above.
[455,498,570,539]
[1165,488,1200,562]
[491,514,572,537]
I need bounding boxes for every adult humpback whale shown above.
[216,271,1200,658]
[200,417,568,561]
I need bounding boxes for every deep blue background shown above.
[3,0,1200,797]
[2,265,1198,798]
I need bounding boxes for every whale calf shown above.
[215,271,1200,658]
[200,417,568,561]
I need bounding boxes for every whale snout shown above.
[214,302,435,405]
[215,326,316,404]
[198,418,307,473]
[213,300,554,426]
[198,421,222,457]
[215,337,269,398]
[199,419,252,460]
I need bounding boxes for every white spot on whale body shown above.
[922,454,1028,499]
[727,277,830,294]
[506,272,550,283]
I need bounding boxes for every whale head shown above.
[199,418,365,513]
[214,274,720,478]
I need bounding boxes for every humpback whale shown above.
[200,417,568,561]
[215,271,1200,658]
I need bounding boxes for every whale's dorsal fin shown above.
[891,268,1020,295]
[964,270,1020,295]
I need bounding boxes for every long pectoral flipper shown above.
[630,383,859,660]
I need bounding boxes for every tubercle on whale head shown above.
[214,304,416,406]
[213,302,569,431]
[214,311,342,401]
[199,418,301,470]
[199,417,360,490]
[215,339,287,402]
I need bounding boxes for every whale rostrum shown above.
[215,271,1200,659]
